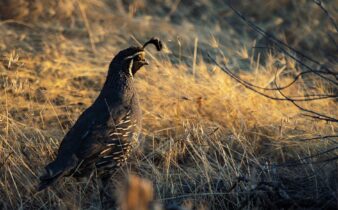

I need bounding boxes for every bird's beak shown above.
[141,59,149,66]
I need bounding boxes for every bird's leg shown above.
[98,175,117,210]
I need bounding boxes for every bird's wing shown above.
[59,107,99,155]
[38,106,101,190]
[77,104,135,159]
[76,104,139,176]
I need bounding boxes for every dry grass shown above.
[0,0,337,209]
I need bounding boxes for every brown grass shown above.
[0,0,337,209]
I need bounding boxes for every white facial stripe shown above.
[128,59,134,78]
[124,51,144,60]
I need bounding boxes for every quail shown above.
[38,38,163,194]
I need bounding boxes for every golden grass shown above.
[0,0,337,209]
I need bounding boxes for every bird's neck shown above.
[98,71,135,104]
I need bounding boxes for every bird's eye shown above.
[134,56,142,61]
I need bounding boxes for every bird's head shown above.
[109,37,162,76]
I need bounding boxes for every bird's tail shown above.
[37,155,78,191]
[38,171,63,191]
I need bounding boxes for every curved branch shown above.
[208,54,338,102]
[225,1,338,85]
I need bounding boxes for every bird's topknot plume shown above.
[142,37,163,51]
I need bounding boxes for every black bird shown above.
[38,38,163,194]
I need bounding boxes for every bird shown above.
[38,38,163,203]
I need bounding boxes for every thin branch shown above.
[274,78,338,122]
[270,146,338,167]
[312,0,338,33]
[208,54,337,102]
[292,135,338,143]
[225,1,338,84]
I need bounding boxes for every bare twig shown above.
[270,147,338,167]
[225,1,338,84]
[292,135,338,143]
[208,54,337,102]
[274,77,338,122]
[312,0,338,33]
